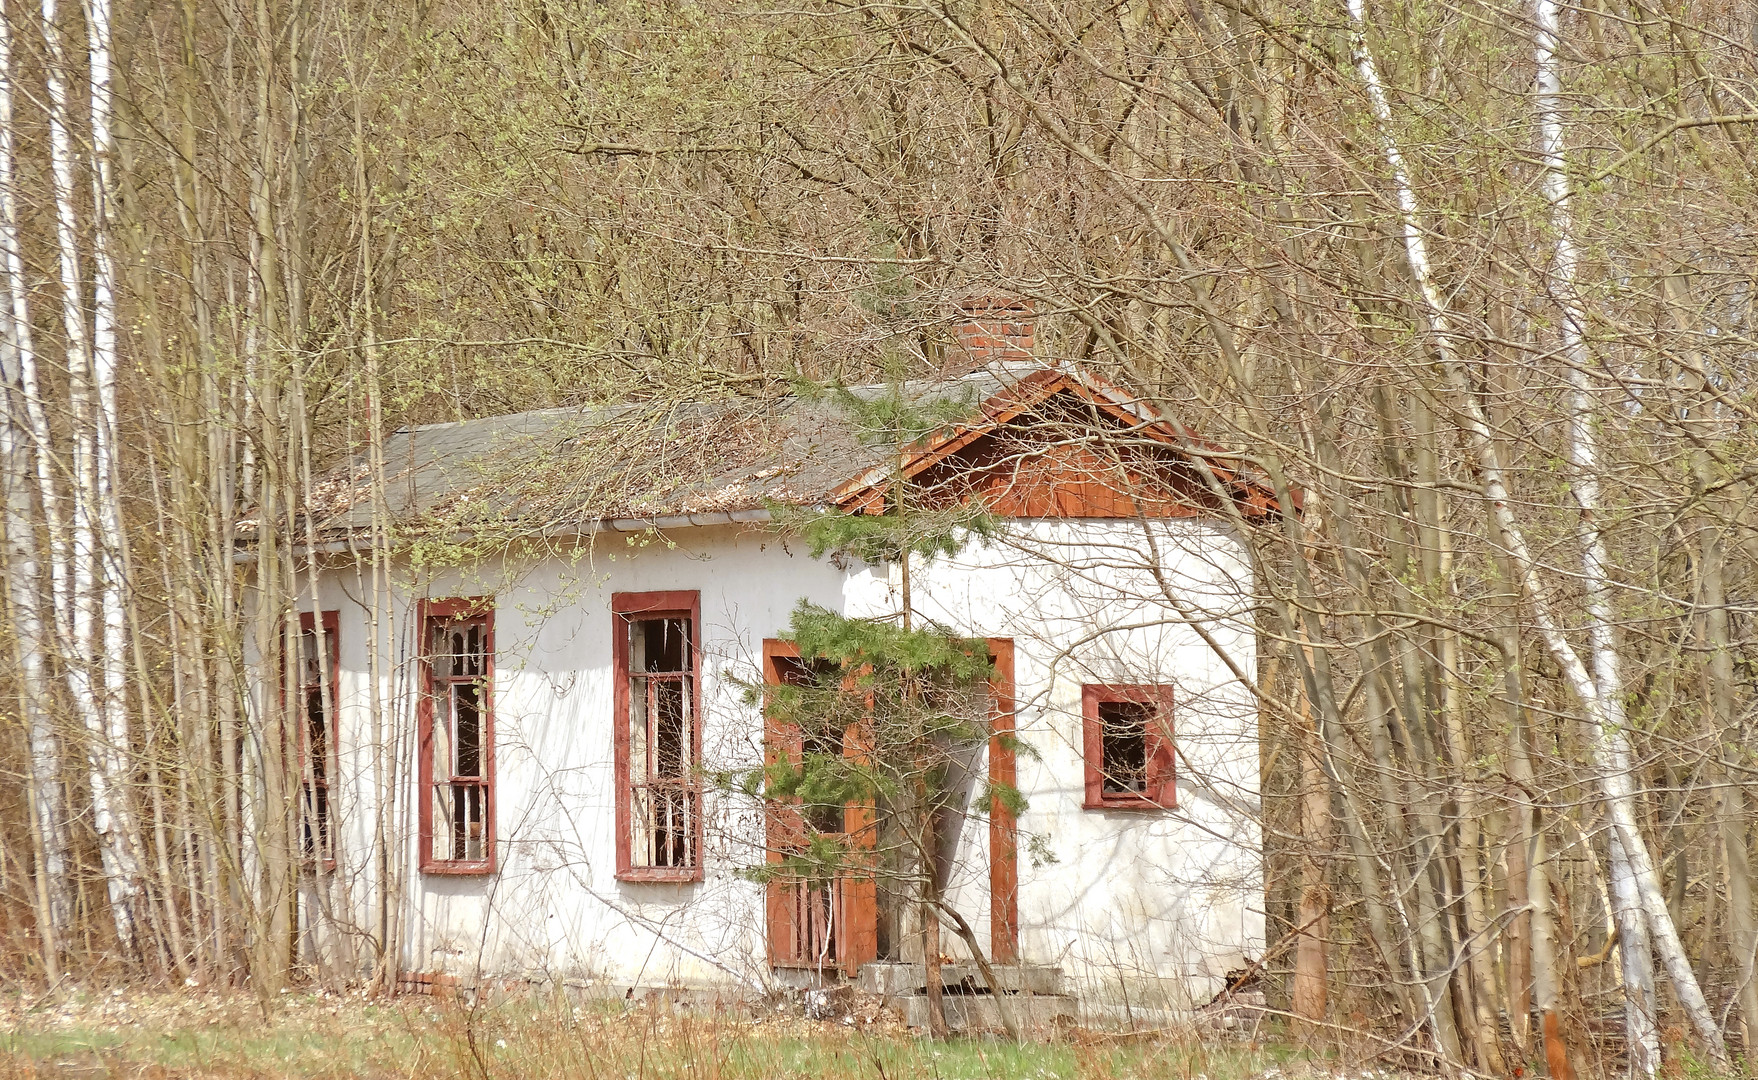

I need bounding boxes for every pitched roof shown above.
[294,360,1281,544]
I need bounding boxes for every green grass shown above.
[1,990,1306,1080]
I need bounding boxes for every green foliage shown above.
[791,504,997,565]
[783,600,992,686]
[725,376,1028,899]
[728,597,1020,888]
[771,376,999,564]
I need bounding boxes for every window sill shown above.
[1083,795,1175,812]
[616,867,702,884]
[422,861,495,876]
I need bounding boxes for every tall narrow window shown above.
[420,598,495,873]
[614,592,701,881]
[1081,684,1175,809]
[297,611,339,865]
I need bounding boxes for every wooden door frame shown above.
[759,636,1020,969]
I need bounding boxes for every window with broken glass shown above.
[762,644,852,969]
[296,610,339,866]
[1081,684,1175,809]
[614,592,701,880]
[421,600,494,872]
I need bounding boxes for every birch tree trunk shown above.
[0,0,72,976]
[43,0,146,956]
[1,316,65,979]
[1607,831,1662,1077]
[85,0,149,957]
[1346,0,1728,1060]
[1530,3,1711,1069]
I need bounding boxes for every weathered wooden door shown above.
[762,641,877,976]
[761,638,1019,973]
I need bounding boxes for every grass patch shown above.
[1,989,1310,1080]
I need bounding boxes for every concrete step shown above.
[856,962,1063,997]
[898,992,1076,1034]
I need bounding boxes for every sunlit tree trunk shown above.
[1291,678,1329,1025]
[1347,0,1728,1061]
[0,0,68,974]
[44,0,147,956]
[1530,0,1719,1067]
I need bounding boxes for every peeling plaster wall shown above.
[292,517,1260,1012]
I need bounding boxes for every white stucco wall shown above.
[287,516,1262,1013]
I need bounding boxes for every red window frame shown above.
[1081,684,1176,810]
[418,597,496,875]
[613,591,703,882]
[296,610,340,869]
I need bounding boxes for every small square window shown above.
[1082,685,1174,809]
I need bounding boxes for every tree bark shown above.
[1292,675,1329,1024]
[0,0,70,978]
[45,0,147,956]
[1346,0,1727,1059]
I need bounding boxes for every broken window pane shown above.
[1098,699,1150,796]
[627,614,697,871]
[297,618,337,862]
[429,612,492,864]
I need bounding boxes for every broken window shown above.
[421,600,494,872]
[1081,685,1175,809]
[614,592,701,880]
[296,611,339,865]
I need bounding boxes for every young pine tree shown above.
[736,377,1026,1037]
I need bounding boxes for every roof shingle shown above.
[301,362,1048,540]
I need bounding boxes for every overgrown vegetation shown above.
[732,379,1014,1036]
[0,990,1305,1080]
[0,0,1753,1075]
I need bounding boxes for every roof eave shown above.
[231,505,801,564]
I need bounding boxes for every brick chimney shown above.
[949,294,1034,373]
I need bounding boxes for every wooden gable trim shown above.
[833,366,1279,519]
[831,368,1070,513]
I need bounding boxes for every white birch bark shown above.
[84,0,146,933]
[1345,0,1729,1063]
[1607,830,1662,1076]
[1529,1,1730,1066]
[0,0,71,957]
[43,0,145,954]
[1530,5,1664,1072]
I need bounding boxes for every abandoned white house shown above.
[253,320,1282,1021]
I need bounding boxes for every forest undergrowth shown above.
[0,987,1328,1080]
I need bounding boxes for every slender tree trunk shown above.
[87,0,150,960]
[45,0,147,956]
[1607,831,1661,1077]
[1530,828,1574,1080]
[1658,267,1758,1054]
[1698,505,1757,1050]
[0,0,70,978]
[1532,6,1671,1072]
[1505,801,1532,1058]
[245,0,296,992]
[1291,671,1329,1024]
[344,63,403,987]
[1347,0,1727,1059]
